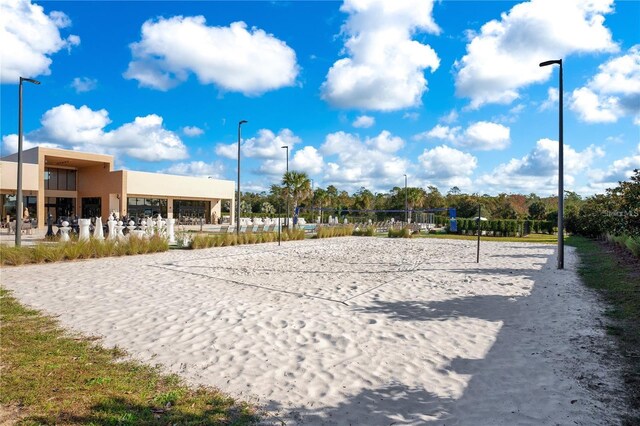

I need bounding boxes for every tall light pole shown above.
[310,178,314,223]
[404,174,408,224]
[15,77,40,247]
[539,59,564,269]
[281,145,289,227]
[237,120,248,236]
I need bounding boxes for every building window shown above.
[44,197,75,222]
[1,195,37,223]
[126,197,167,219]
[173,199,211,223]
[44,168,77,191]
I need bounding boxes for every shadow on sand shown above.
[264,251,619,425]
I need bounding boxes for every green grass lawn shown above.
[566,235,640,424]
[0,288,258,425]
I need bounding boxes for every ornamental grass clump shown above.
[185,230,295,250]
[63,241,89,261]
[0,236,170,267]
[286,228,306,240]
[353,226,375,237]
[388,227,412,238]
[0,246,30,266]
[147,235,169,253]
[315,225,354,239]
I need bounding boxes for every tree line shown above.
[228,169,639,235]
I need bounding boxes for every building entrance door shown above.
[82,197,101,218]
[45,197,75,221]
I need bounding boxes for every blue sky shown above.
[1,0,638,196]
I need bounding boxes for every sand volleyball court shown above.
[1,237,624,424]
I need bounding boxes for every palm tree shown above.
[261,201,275,215]
[282,171,311,224]
[313,188,329,223]
[406,187,426,210]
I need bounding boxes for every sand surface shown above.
[0,237,625,424]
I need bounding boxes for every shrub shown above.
[625,235,640,257]
[0,236,170,267]
[608,233,640,258]
[148,235,169,253]
[286,228,306,240]
[0,246,30,266]
[315,225,353,239]
[30,244,51,264]
[189,234,208,249]
[388,227,412,238]
[353,226,375,236]
[63,241,86,261]
[126,236,144,255]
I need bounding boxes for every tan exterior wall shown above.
[77,167,125,220]
[125,171,234,199]
[0,161,40,191]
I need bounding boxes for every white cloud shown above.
[321,0,440,111]
[1,134,57,154]
[320,130,409,191]
[460,121,510,150]
[414,121,510,150]
[0,0,80,82]
[352,115,375,128]
[571,45,640,123]
[215,128,301,163]
[418,145,477,189]
[291,146,324,175]
[589,143,640,185]
[402,112,420,121]
[124,17,298,95]
[455,0,617,109]
[571,87,620,123]
[366,130,404,153]
[1,104,188,162]
[244,129,300,159]
[160,161,224,178]
[214,144,237,160]
[182,126,204,137]
[71,77,97,93]
[257,144,325,177]
[478,138,605,194]
[414,124,460,143]
[439,109,459,124]
[539,87,559,111]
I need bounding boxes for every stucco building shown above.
[0,147,236,227]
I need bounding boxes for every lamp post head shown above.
[539,59,561,67]
[281,145,288,149]
[20,77,41,85]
